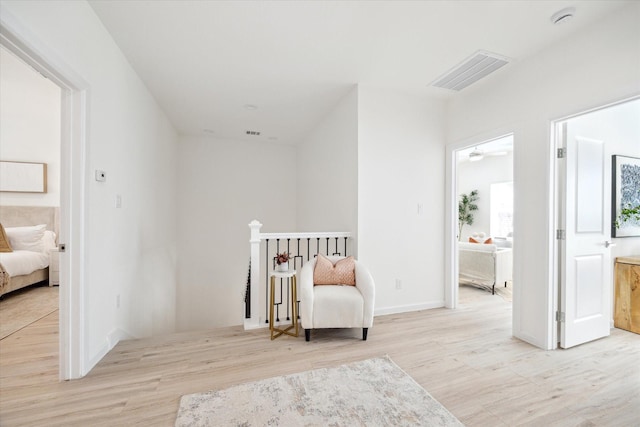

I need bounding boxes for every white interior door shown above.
[559,123,612,348]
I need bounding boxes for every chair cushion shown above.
[312,285,364,328]
[313,254,355,285]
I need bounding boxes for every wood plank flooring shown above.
[1,286,638,426]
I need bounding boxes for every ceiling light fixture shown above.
[469,147,484,162]
[551,7,575,25]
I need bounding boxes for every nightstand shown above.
[49,248,60,286]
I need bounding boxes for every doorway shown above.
[0,45,61,368]
[552,97,640,349]
[1,18,88,379]
[450,134,514,307]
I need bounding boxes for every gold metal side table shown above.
[269,270,299,340]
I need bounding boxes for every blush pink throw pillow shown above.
[313,254,356,286]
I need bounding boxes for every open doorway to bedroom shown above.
[0,18,86,378]
[456,134,514,305]
[0,44,61,373]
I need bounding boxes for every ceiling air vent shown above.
[246,130,261,136]
[431,50,510,91]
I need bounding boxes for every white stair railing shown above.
[245,220,353,330]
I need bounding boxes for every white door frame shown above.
[445,129,515,309]
[1,7,89,379]
[550,95,640,349]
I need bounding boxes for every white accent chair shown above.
[299,256,375,341]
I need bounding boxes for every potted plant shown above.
[276,252,290,272]
[458,190,479,241]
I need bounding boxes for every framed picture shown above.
[0,161,47,193]
[612,155,640,237]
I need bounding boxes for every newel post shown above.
[246,220,263,329]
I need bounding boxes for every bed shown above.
[0,206,59,297]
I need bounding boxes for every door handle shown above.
[604,241,616,248]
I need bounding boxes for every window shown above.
[490,181,513,238]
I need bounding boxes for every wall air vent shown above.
[246,130,261,136]
[431,50,510,91]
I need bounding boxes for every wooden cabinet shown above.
[614,256,640,334]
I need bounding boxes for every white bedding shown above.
[0,250,49,277]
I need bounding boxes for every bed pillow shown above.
[0,223,12,252]
[5,224,47,253]
[313,254,356,286]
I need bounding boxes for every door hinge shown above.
[557,148,566,158]
[556,229,566,240]
[556,311,565,322]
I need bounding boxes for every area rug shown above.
[0,285,58,339]
[175,356,463,426]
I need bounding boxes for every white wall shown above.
[446,3,640,349]
[177,136,297,330]
[457,152,513,241]
[297,86,358,235]
[0,46,61,207]
[358,86,446,314]
[1,1,180,373]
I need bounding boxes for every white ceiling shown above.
[457,134,513,163]
[89,0,631,145]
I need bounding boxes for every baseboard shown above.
[244,317,264,330]
[374,300,445,317]
[85,328,134,375]
[107,327,133,347]
[245,317,296,330]
[243,302,446,330]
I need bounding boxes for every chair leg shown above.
[305,329,311,342]
[363,328,368,341]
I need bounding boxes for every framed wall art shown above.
[612,155,640,237]
[0,161,47,193]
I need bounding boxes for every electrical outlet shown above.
[395,279,402,290]
[115,194,122,208]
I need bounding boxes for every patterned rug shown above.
[175,356,463,426]
[0,284,58,339]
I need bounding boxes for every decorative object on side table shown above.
[458,189,479,241]
[276,251,290,272]
[612,155,640,237]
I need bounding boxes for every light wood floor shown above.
[1,286,638,426]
